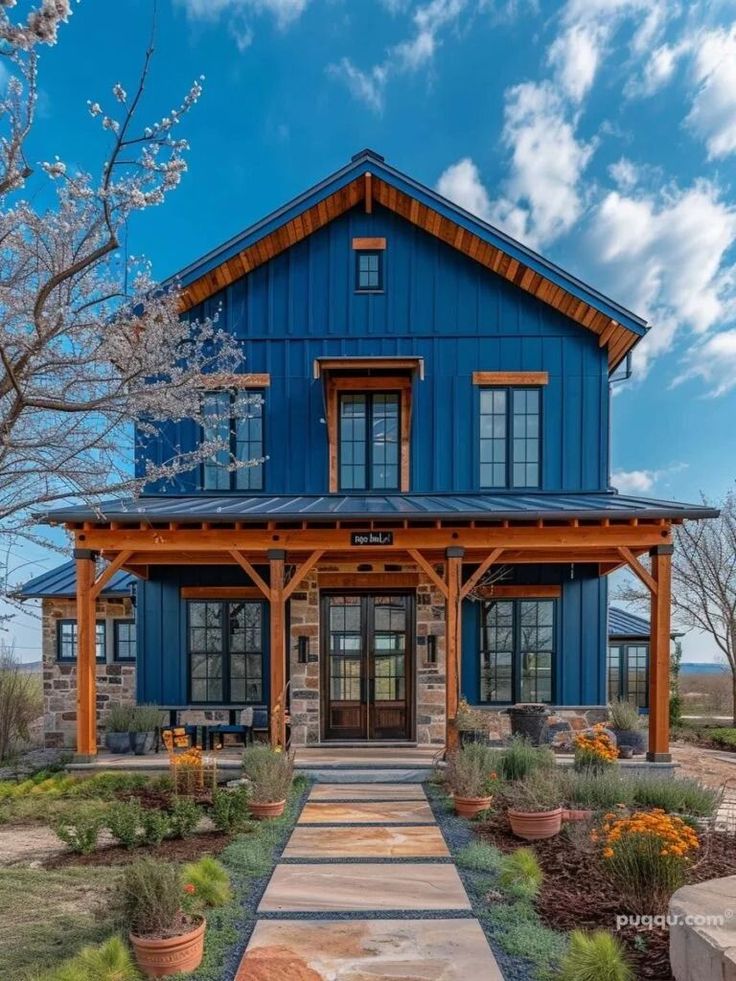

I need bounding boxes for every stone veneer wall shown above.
[288,563,448,746]
[42,596,136,749]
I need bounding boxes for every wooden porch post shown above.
[648,544,673,762]
[74,548,97,758]
[445,546,464,751]
[268,549,286,749]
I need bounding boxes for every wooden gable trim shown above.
[352,237,386,250]
[472,371,549,386]
[326,375,411,493]
[177,172,640,371]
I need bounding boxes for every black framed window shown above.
[114,619,136,662]
[57,620,106,662]
[339,391,399,491]
[202,390,264,491]
[355,250,383,291]
[480,387,541,489]
[608,643,649,709]
[480,599,555,703]
[188,600,264,704]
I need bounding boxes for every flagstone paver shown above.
[298,800,435,824]
[283,823,449,858]
[237,776,504,979]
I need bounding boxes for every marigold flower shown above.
[184,883,196,894]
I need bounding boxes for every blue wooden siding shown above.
[136,566,270,706]
[460,566,608,707]
[140,203,610,495]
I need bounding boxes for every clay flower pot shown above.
[250,799,286,820]
[507,807,563,840]
[130,916,205,978]
[454,795,493,819]
[562,807,594,822]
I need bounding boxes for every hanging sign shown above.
[350,531,394,546]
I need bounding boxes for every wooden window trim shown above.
[318,573,421,589]
[314,357,423,379]
[327,376,411,493]
[472,371,548,386]
[198,373,271,389]
[181,586,265,599]
[352,237,386,250]
[474,585,561,598]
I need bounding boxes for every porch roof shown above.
[15,559,134,599]
[40,491,717,526]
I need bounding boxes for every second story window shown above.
[356,251,383,291]
[480,387,541,489]
[202,390,264,492]
[339,391,399,491]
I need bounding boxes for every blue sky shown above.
[8,0,736,662]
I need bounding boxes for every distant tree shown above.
[0,3,249,572]
[0,641,42,760]
[619,492,736,726]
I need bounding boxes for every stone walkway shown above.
[236,781,504,979]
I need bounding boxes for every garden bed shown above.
[45,829,233,869]
[478,810,736,980]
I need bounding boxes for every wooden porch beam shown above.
[228,550,270,600]
[283,549,325,602]
[75,550,97,758]
[648,545,673,762]
[90,550,133,600]
[407,549,448,598]
[460,548,504,599]
[617,546,658,595]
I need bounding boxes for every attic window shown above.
[356,251,382,292]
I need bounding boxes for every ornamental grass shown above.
[593,809,699,911]
[574,724,618,771]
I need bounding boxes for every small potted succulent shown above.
[444,743,499,818]
[608,698,646,756]
[104,704,134,754]
[455,698,492,746]
[241,745,294,819]
[504,769,564,840]
[128,704,163,756]
[118,858,206,977]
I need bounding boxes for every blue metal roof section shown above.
[609,606,650,638]
[168,149,648,338]
[16,560,135,599]
[40,492,718,524]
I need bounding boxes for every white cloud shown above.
[686,24,736,160]
[608,157,639,191]
[177,0,309,46]
[612,463,687,495]
[547,23,602,102]
[436,157,492,219]
[674,330,736,397]
[327,59,388,114]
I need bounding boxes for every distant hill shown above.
[18,660,41,673]
[680,662,728,675]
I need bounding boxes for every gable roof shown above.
[15,560,134,599]
[608,605,684,640]
[172,149,648,372]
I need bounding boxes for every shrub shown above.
[502,769,563,812]
[629,776,721,818]
[498,847,543,899]
[242,747,294,804]
[444,743,499,799]
[709,727,736,749]
[455,841,503,872]
[574,724,618,771]
[0,648,42,761]
[559,929,633,981]
[455,698,492,733]
[561,769,632,810]
[594,809,699,911]
[105,704,135,732]
[483,900,566,976]
[107,801,143,849]
[498,736,554,782]
[168,797,201,839]
[211,787,251,832]
[608,699,641,732]
[140,808,170,847]
[128,705,163,733]
[53,806,104,854]
[71,773,149,799]
[116,859,185,938]
[181,856,233,907]
[42,935,142,981]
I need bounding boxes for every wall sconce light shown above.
[297,635,309,664]
[426,634,437,665]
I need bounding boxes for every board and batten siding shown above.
[139,204,610,496]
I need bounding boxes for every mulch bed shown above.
[44,830,232,869]
[478,812,736,980]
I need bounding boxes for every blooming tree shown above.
[0,3,249,569]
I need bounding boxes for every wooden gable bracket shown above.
[407,549,448,599]
[617,546,658,594]
[460,548,504,600]
[90,551,133,601]
[365,172,372,214]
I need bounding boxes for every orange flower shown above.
[184,883,196,895]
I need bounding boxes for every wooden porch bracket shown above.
[445,546,464,752]
[90,550,132,601]
[617,546,658,594]
[228,550,270,599]
[407,549,448,598]
[74,549,97,757]
[283,549,325,601]
[460,548,504,600]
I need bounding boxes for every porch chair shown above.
[206,707,255,750]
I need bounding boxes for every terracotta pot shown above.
[454,795,493,818]
[250,798,286,820]
[130,917,205,978]
[507,807,563,840]
[562,807,594,822]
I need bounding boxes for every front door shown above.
[322,593,413,741]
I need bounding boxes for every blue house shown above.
[30,149,715,760]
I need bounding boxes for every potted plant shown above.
[455,698,492,746]
[506,703,550,746]
[241,745,294,819]
[117,858,206,977]
[104,704,134,754]
[128,705,163,755]
[504,769,564,840]
[608,698,646,756]
[573,723,619,771]
[444,743,498,818]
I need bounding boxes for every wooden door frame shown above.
[320,589,415,742]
